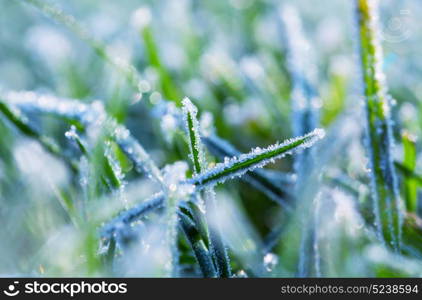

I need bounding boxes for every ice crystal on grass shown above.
[263,253,279,272]
[152,99,296,208]
[190,129,325,188]
[65,125,87,154]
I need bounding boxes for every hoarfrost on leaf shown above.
[190,128,325,188]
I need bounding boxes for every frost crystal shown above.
[64,125,78,140]
[263,253,279,272]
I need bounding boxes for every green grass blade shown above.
[355,0,402,250]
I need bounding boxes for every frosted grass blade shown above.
[65,125,88,155]
[190,129,325,189]
[355,0,402,250]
